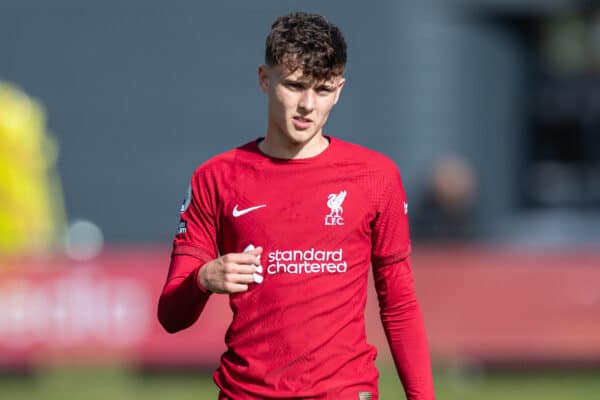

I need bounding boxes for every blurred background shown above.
[1,0,600,399]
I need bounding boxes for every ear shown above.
[258,65,270,93]
[333,78,346,105]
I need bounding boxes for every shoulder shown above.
[190,140,257,180]
[331,136,401,175]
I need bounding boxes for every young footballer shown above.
[158,12,435,399]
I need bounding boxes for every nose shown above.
[298,89,315,113]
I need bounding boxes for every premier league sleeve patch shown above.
[176,220,187,235]
[180,184,192,213]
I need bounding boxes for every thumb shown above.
[242,244,263,257]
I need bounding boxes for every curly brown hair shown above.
[265,12,347,81]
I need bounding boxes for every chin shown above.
[286,130,317,146]
[287,135,308,146]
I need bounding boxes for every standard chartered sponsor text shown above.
[266,248,347,274]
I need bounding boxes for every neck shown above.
[259,131,329,159]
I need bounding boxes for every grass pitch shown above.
[0,365,599,399]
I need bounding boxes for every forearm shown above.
[375,259,435,400]
[158,253,212,333]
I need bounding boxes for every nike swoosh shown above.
[232,204,266,217]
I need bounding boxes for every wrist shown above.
[195,264,212,294]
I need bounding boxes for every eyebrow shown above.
[283,78,311,86]
[316,83,336,89]
[283,78,337,89]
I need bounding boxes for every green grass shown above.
[381,367,600,400]
[0,365,599,399]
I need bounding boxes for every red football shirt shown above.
[158,136,434,399]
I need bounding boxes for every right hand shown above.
[197,247,263,294]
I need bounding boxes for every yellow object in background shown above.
[0,81,66,256]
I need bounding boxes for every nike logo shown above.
[232,204,266,217]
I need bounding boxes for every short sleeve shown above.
[172,168,219,262]
[371,165,411,267]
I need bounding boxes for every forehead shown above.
[273,65,342,85]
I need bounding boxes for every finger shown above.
[223,282,249,293]
[224,252,261,265]
[229,264,257,275]
[226,273,256,284]
[249,246,263,256]
[245,246,263,265]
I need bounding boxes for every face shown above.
[258,64,345,148]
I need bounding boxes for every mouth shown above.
[292,116,313,129]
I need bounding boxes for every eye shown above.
[286,82,304,90]
[316,86,334,94]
